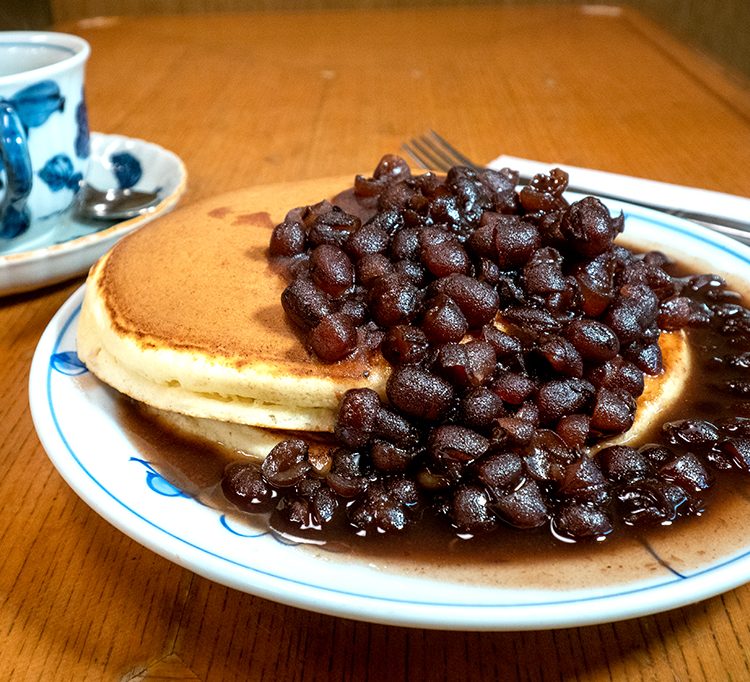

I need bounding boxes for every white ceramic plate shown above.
[0,132,187,296]
[29,200,750,630]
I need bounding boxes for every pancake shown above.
[78,176,389,432]
[132,327,690,461]
[77,174,691,455]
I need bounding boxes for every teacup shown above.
[0,32,90,248]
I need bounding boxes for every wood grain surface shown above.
[39,0,750,80]
[2,5,750,680]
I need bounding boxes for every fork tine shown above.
[426,130,480,169]
[402,131,481,172]
[402,138,450,172]
[412,136,457,171]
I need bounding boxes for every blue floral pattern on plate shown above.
[50,350,87,375]
[130,458,189,498]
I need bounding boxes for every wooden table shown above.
[3,5,750,679]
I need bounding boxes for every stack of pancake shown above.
[77,175,691,460]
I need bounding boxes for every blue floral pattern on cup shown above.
[38,154,83,193]
[5,80,65,131]
[75,94,89,159]
[1,37,90,240]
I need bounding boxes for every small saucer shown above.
[0,132,187,296]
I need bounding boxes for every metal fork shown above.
[401,130,750,243]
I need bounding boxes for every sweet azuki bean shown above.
[460,387,506,429]
[281,277,333,329]
[597,445,650,484]
[335,388,380,447]
[309,244,354,298]
[368,273,421,327]
[437,274,500,328]
[421,295,468,344]
[262,439,311,488]
[564,319,620,362]
[553,503,613,540]
[381,324,430,366]
[222,462,277,512]
[270,218,306,257]
[308,313,357,362]
[451,485,499,534]
[386,366,454,421]
[559,196,624,258]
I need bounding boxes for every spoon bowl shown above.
[75,185,161,221]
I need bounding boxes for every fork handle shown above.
[494,154,750,242]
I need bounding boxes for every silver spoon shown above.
[74,185,161,221]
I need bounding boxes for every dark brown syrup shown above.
[112,312,750,560]
[110,254,750,587]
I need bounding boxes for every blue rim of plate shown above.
[28,198,750,630]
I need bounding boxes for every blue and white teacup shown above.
[0,32,90,246]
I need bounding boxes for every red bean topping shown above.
[564,319,620,363]
[460,387,506,430]
[559,196,624,258]
[373,406,420,448]
[386,366,454,421]
[590,388,635,434]
[437,274,500,328]
[537,378,595,424]
[262,439,311,488]
[472,451,525,496]
[308,313,357,362]
[368,273,421,327]
[309,244,354,298]
[335,388,380,448]
[307,203,361,247]
[492,479,549,529]
[553,503,613,540]
[663,419,721,448]
[381,325,430,366]
[420,294,468,344]
[281,277,333,329]
[257,154,748,543]
[356,253,394,287]
[428,425,490,467]
[658,453,712,494]
[450,485,498,534]
[370,440,413,473]
[719,437,750,473]
[270,218,306,257]
[555,413,591,449]
[539,336,584,378]
[325,449,368,498]
[494,416,536,446]
[222,462,277,512]
[659,297,712,329]
[597,445,650,484]
[492,216,541,268]
[344,223,390,261]
[347,481,412,533]
[616,480,679,526]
